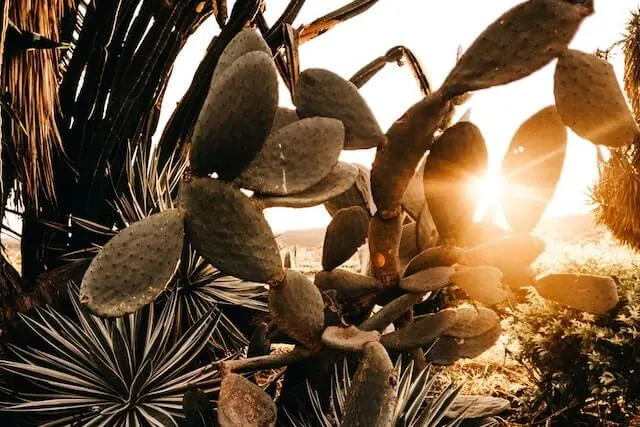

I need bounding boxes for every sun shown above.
[469,171,504,224]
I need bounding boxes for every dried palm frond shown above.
[591,147,640,250]
[624,8,640,121]
[0,284,224,426]
[284,356,468,427]
[4,0,70,206]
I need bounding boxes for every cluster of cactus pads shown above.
[77,0,635,424]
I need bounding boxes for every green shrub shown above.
[508,260,640,424]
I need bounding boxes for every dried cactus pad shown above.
[534,274,619,314]
[80,208,184,318]
[322,206,370,271]
[501,106,567,233]
[341,342,396,427]
[441,0,592,99]
[181,177,283,283]
[424,121,487,242]
[294,68,385,149]
[380,308,458,352]
[212,28,272,83]
[218,373,277,427]
[445,306,499,338]
[554,49,640,147]
[461,235,545,272]
[257,162,358,209]
[400,266,453,293]
[445,396,510,419]
[426,323,502,365]
[190,50,278,180]
[268,270,325,350]
[235,117,344,195]
[321,325,381,352]
[450,266,507,306]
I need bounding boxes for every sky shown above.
[155,0,640,233]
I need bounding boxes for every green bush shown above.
[508,260,640,424]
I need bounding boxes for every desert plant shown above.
[0,284,223,425]
[507,260,640,425]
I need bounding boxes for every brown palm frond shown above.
[623,8,640,121]
[4,0,71,207]
[591,146,640,250]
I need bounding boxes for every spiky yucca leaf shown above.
[0,284,224,426]
[284,357,466,427]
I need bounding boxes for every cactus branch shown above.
[219,346,314,373]
[297,0,380,43]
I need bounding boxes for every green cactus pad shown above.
[235,117,344,195]
[212,29,272,83]
[445,396,511,419]
[256,162,358,209]
[534,274,619,314]
[294,68,385,149]
[369,213,402,286]
[416,202,438,251]
[554,49,640,147]
[181,177,283,283]
[190,51,278,180]
[372,92,450,216]
[268,270,325,351]
[450,266,507,306]
[341,342,396,427]
[401,155,427,220]
[379,308,458,352]
[461,235,545,273]
[272,107,299,132]
[218,373,277,427]
[445,306,499,338]
[426,323,502,365]
[315,269,383,299]
[403,245,464,277]
[80,208,184,318]
[423,121,488,242]
[321,325,381,352]
[400,266,453,293]
[324,164,375,216]
[322,206,370,271]
[441,0,592,99]
[500,106,567,233]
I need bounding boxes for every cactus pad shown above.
[268,270,325,350]
[416,202,438,251]
[379,308,458,351]
[212,29,272,83]
[325,164,375,216]
[181,177,283,283]
[235,117,344,195]
[272,107,299,132]
[450,266,507,306]
[190,51,278,180]
[534,274,619,314]
[218,373,277,427]
[401,156,427,220]
[403,245,464,277]
[315,269,383,299]
[445,306,499,338]
[555,49,639,147]
[441,0,592,99]
[256,162,358,209]
[294,68,385,149]
[321,325,381,352]
[501,106,567,233]
[341,342,396,427]
[423,121,487,242]
[322,206,370,271]
[399,266,453,293]
[445,396,511,419]
[80,208,184,318]
[461,235,545,273]
[426,323,502,365]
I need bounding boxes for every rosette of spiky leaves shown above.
[0,285,223,426]
[283,357,466,426]
[173,244,269,355]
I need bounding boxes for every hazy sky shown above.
[156,0,640,232]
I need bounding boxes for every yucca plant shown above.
[0,284,224,426]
